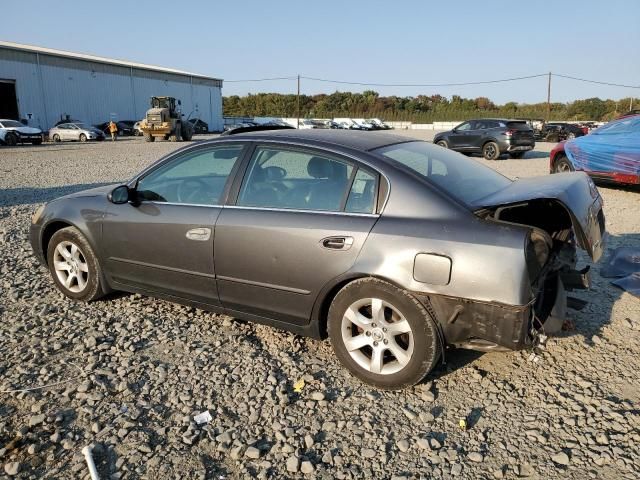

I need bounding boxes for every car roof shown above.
[471,118,525,122]
[219,129,412,152]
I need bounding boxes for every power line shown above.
[300,73,548,87]
[225,76,297,83]
[224,73,640,90]
[553,73,640,89]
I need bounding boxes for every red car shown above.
[550,115,640,185]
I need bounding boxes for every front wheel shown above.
[52,134,61,143]
[328,278,441,390]
[554,155,574,173]
[79,133,87,142]
[482,141,500,160]
[144,134,155,142]
[4,133,17,146]
[46,227,105,302]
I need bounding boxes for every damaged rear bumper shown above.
[421,294,534,352]
[419,266,591,352]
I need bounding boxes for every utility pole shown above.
[296,74,300,129]
[546,72,551,122]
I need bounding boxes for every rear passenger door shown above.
[214,144,381,325]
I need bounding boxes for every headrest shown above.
[264,166,286,180]
[307,157,332,179]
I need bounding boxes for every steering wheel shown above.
[176,178,210,204]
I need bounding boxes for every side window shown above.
[456,122,471,131]
[345,169,377,214]
[136,145,243,205]
[237,147,354,212]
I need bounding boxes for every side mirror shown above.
[451,128,457,133]
[178,100,182,106]
[108,185,131,204]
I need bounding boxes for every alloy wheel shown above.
[53,240,89,293]
[341,298,414,375]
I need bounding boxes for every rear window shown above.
[373,141,512,206]
[506,121,531,131]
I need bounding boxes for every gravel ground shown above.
[0,133,639,479]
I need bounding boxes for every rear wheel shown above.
[328,278,441,390]
[52,134,61,143]
[509,151,526,159]
[144,134,155,142]
[181,124,193,141]
[554,155,574,173]
[79,133,87,142]
[46,227,105,302]
[4,132,17,146]
[435,139,448,149]
[482,141,500,160]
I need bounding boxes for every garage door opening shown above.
[0,80,19,120]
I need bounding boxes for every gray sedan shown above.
[48,122,105,142]
[30,129,605,389]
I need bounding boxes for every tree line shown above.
[223,90,638,122]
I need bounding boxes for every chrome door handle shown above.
[186,227,211,241]
[321,236,354,250]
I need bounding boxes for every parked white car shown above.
[133,121,143,136]
[48,122,105,142]
[0,119,43,146]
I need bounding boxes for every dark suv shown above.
[434,119,535,160]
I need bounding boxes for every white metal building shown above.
[0,41,223,131]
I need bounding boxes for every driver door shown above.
[448,121,473,148]
[101,143,247,305]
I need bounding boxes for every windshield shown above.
[374,141,513,205]
[1,120,23,128]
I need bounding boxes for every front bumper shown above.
[29,222,46,266]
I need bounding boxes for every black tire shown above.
[46,227,105,302]
[79,133,87,142]
[144,134,155,142]
[482,141,500,160]
[328,278,441,390]
[553,155,574,173]
[181,125,193,141]
[31,138,43,145]
[509,151,526,159]
[4,132,18,146]
[169,124,181,142]
[52,134,61,143]
[435,139,448,149]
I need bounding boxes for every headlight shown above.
[32,204,46,224]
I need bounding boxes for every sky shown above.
[3,0,639,104]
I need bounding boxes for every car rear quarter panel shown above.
[350,173,532,306]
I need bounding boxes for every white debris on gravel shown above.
[0,134,639,479]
